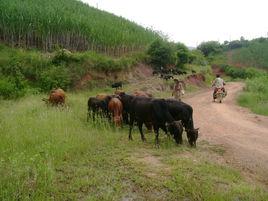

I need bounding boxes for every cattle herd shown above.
[153,68,188,81]
[44,87,199,147]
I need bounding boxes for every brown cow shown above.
[43,88,66,106]
[108,97,123,127]
[132,90,153,98]
[96,93,109,100]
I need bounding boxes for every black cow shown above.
[118,92,135,124]
[111,82,123,90]
[152,70,160,76]
[163,74,174,80]
[87,96,111,121]
[129,97,183,145]
[166,99,199,146]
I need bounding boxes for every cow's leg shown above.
[138,122,146,142]
[123,112,129,124]
[87,109,90,122]
[153,125,160,148]
[92,109,95,121]
[160,124,170,140]
[128,115,134,140]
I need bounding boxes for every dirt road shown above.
[185,82,268,183]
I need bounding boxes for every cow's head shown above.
[185,128,199,147]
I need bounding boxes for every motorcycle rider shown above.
[212,74,226,101]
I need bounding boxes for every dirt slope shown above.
[184,82,268,184]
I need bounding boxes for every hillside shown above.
[213,38,268,69]
[0,0,160,55]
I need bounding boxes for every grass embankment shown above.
[0,89,267,200]
[0,44,146,99]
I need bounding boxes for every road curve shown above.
[185,82,268,183]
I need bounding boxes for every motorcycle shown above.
[213,88,227,103]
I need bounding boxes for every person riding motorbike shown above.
[212,74,226,101]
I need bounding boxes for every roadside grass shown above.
[238,92,268,116]
[237,75,268,116]
[0,90,267,200]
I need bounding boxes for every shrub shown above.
[189,50,207,66]
[147,39,175,68]
[52,49,78,65]
[39,66,71,91]
[0,76,27,99]
[197,41,222,57]
[220,65,263,79]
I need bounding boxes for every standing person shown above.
[172,79,185,101]
[212,74,226,101]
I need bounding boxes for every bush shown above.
[52,49,78,65]
[189,50,207,66]
[0,76,27,99]
[39,66,71,91]
[197,41,222,57]
[147,39,175,68]
[220,65,263,79]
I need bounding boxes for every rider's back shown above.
[214,77,224,88]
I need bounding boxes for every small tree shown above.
[147,39,174,69]
[175,42,189,68]
[197,41,222,57]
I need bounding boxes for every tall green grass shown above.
[0,90,267,200]
[238,75,268,115]
[0,0,160,54]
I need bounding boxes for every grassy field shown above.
[0,86,267,201]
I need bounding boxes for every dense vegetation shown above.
[219,64,268,115]
[226,39,268,68]
[198,37,268,69]
[0,44,146,99]
[0,0,160,54]
[1,89,267,200]
[147,39,207,69]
